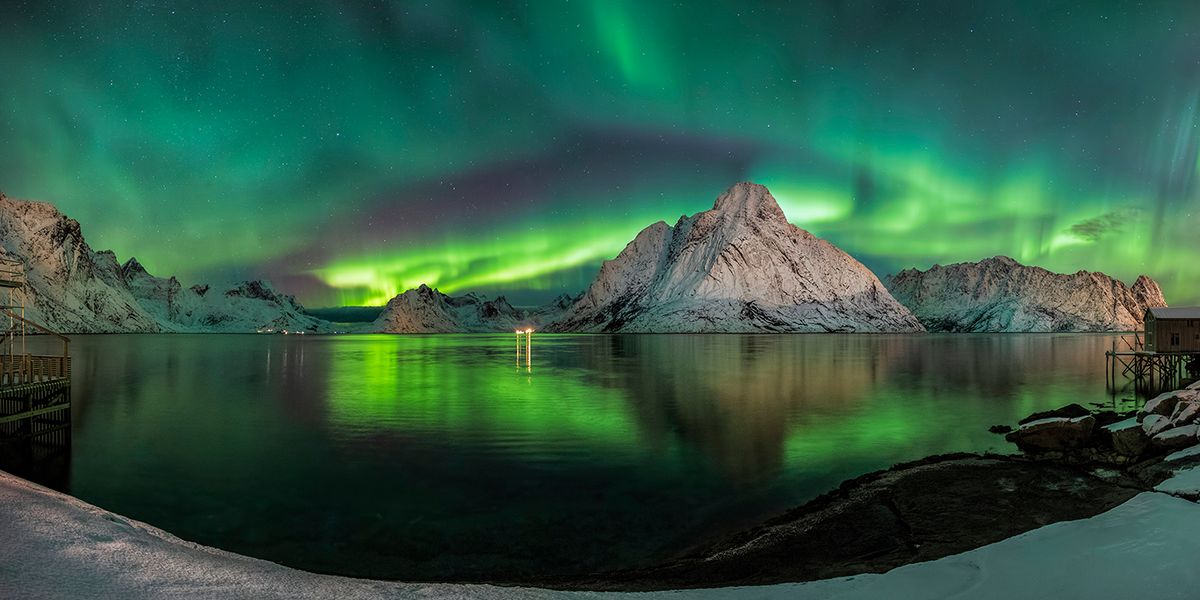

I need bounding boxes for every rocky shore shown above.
[1003,382,1200,473]
[547,382,1200,591]
[556,454,1142,591]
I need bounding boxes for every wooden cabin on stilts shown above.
[1107,307,1200,395]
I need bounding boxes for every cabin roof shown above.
[1146,307,1200,320]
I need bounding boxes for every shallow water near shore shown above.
[9,333,1135,581]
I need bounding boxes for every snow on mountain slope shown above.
[885,256,1167,332]
[547,182,924,333]
[371,286,572,333]
[0,194,328,333]
[122,259,330,333]
[0,196,161,332]
[371,285,522,333]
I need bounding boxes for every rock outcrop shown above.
[1005,415,1097,452]
[548,182,924,333]
[885,256,1166,332]
[1104,418,1149,457]
[0,194,328,333]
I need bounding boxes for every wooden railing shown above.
[1,309,70,387]
[0,354,71,386]
[0,256,23,288]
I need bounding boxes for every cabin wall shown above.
[1152,319,1200,353]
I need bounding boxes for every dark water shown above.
[12,334,1131,580]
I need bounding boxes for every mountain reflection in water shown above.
[8,333,1128,581]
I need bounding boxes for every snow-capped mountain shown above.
[371,284,536,333]
[547,182,925,333]
[528,293,577,323]
[0,194,328,333]
[0,196,161,332]
[885,256,1166,332]
[122,258,329,333]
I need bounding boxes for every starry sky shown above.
[3,1,1200,307]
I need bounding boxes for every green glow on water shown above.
[18,332,1135,581]
[323,335,642,450]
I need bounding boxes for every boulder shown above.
[1170,401,1200,427]
[1103,417,1150,457]
[1187,381,1200,390]
[1005,416,1096,452]
[1018,404,1091,426]
[1141,390,1200,422]
[1152,424,1200,449]
[1143,414,1172,437]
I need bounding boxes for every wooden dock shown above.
[0,256,72,467]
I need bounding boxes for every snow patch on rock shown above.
[1166,445,1200,463]
[1155,466,1200,496]
[1151,424,1199,449]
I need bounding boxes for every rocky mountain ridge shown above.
[370,285,568,333]
[546,182,924,332]
[122,257,328,333]
[1,189,1174,335]
[885,256,1166,332]
[0,195,328,333]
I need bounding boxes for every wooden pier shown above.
[1106,333,1200,396]
[0,256,71,470]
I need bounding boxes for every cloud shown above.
[1068,208,1140,242]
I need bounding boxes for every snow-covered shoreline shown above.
[3,468,1200,600]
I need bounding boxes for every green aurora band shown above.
[2,1,1199,306]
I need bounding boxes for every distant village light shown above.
[515,328,533,369]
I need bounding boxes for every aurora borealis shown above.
[3,1,1200,307]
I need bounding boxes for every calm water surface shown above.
[15,333,1132,580]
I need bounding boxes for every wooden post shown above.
[1150,355,1156,392]
[1106,350,1114,404]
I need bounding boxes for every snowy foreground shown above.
[3,470,1200,600]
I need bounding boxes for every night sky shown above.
[3,1,1200,307]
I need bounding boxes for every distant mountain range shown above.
[374,184,1166,334]
[0,187,1169,334]
[0,195,327,333]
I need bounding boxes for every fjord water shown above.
[27,334,1126,581]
